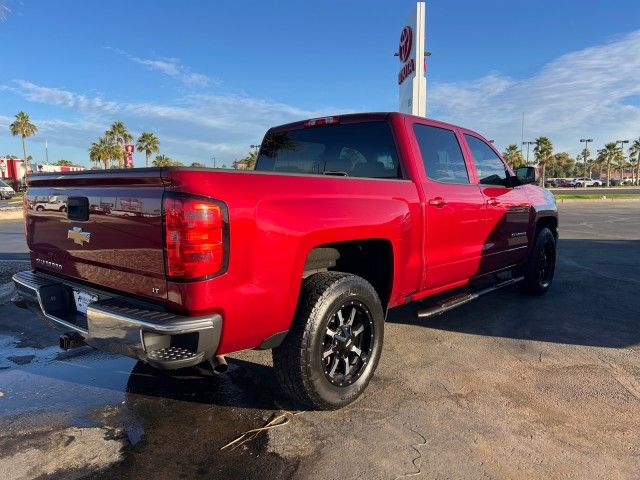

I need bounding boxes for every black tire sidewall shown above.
[524,227,556,294]
[304,279,384,408]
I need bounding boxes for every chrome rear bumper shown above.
[12,270,222,369]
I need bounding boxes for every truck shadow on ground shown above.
[124,358,302,411]
[387,239,640,349]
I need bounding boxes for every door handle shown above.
[486,197,500,206]
[428,197,447,208]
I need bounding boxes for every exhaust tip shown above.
[209,355,228,373]
[60,332,85,350]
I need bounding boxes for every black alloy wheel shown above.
[322,300,374,387]
[523,227,556,295]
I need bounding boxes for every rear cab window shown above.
[413,124,470,184]
[255,121,402,179]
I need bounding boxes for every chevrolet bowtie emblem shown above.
[67,227,91,246]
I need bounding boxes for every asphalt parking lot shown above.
[1,201,639,479]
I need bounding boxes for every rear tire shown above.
[522,227,556,295]
[272,272,384,410]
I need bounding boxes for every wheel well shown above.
[303,239,394,309]
[536,216,558,239]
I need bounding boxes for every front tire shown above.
[522,227,556,295]
[273,272,384,410]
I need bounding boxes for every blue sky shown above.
[1,0,640,167]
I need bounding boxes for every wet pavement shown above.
[1,201,640,479]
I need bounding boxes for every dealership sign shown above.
[398,2,426,116]
[124,144,134,168]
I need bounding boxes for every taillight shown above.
[163,194,228,280]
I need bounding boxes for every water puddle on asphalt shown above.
[0,331,298,479]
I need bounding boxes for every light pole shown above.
[522,140,535,165]
[210,154,216,169]
[250,144,260,155]
[615,139,629,184]
[580,138,593,178]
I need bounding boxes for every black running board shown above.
[416,277,524,319]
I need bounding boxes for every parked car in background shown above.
[571,177,602,187]
[553,179,574,188]
[621,177,635,185]
[0,179,16,199]
[608,179,620,187]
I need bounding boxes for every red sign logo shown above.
[125,144,135,154]
[399,26,413,63]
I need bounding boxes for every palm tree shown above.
[502,144,525,169]
[88,142,102,169]
[533,137,553,186]
[136,132,160,167]
[152,154,182,167]
[9,112,38,181]
[105,121,133,168]
[89,136,120,170]
[579,147,592,178]
[596,143,619,187]
[629,138,640,186]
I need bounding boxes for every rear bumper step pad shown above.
[12,270,222,369]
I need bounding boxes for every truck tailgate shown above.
[25,170,168,301]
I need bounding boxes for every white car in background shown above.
[0,179,16,199]
[571,177,602,187]
[621,177,635,185]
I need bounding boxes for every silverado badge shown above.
[67,227,91,246]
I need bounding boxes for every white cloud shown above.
[13,80,120,114]
[2,80,341,165]
[106,47,215,87]
[0,3,10,21]
[429,30,640,155]
[5,30,640,166]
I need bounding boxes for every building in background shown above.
[0,158,85,189]
[36,164,85,173]
[0,158,30,186]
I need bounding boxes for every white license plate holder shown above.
[73,289,98,315]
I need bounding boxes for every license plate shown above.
[73,290,98,315]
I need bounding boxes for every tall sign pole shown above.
[398,2,426,117]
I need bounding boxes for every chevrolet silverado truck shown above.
[12,113,558,410]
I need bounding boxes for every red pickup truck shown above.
[13,113,558,410]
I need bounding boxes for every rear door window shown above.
[464,135,509,186]
[255,121,401,179]
[413,124,470,184]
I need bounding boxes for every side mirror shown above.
[515,166,538,185]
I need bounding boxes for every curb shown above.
[556,198,640,203]
[0,208,24,220]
